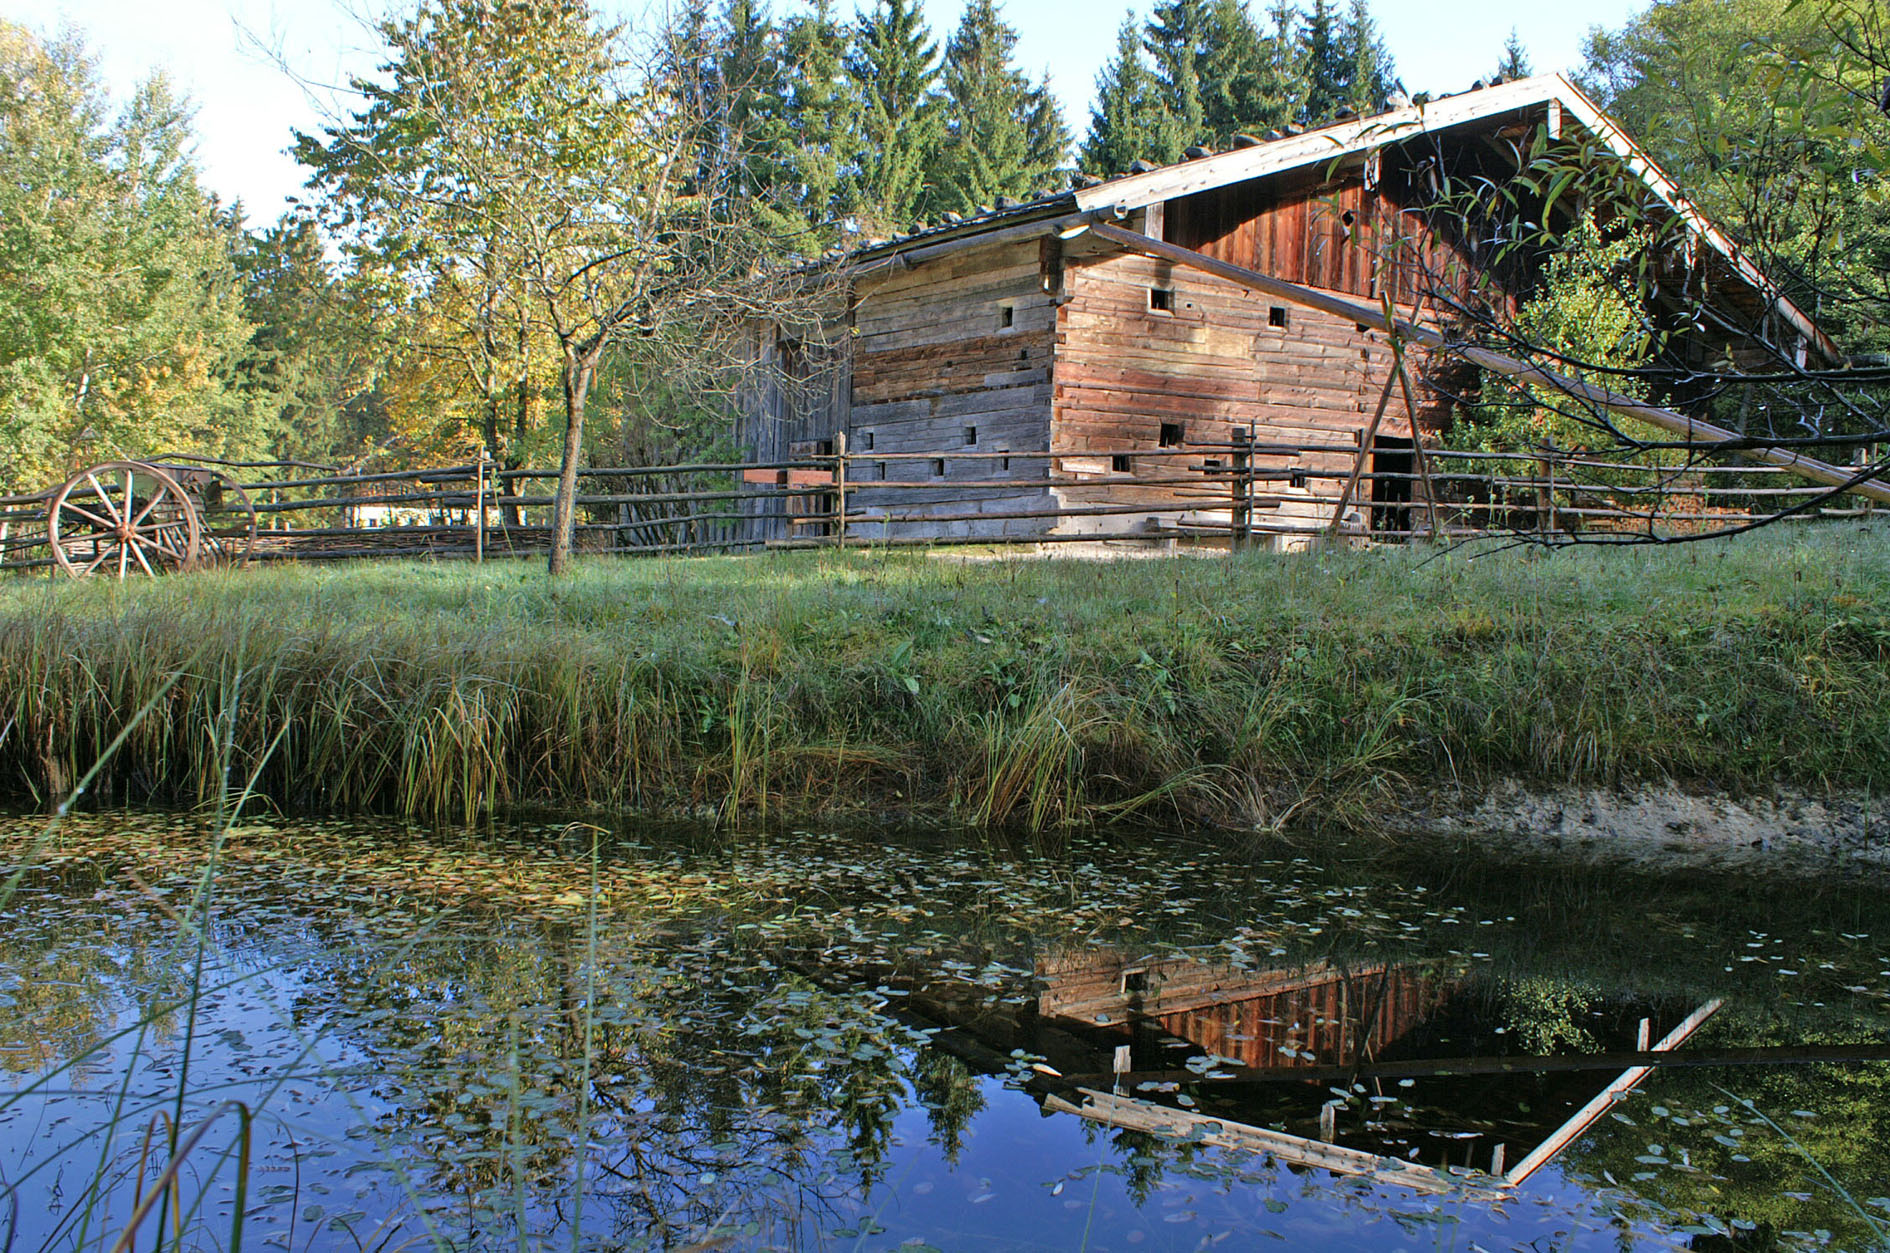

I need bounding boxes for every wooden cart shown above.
[43,459,257,578]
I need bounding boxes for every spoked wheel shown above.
[46,461,201,578]
[189,470,258,567]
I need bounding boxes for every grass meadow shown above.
[3,523,1888,831]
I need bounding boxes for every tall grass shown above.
[3,523,1889,831]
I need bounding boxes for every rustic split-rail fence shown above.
[0,437,1878,577]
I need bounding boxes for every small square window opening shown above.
[1111,454,1132,474]
[1269,306,1289,328]
[1159,421,1184,448]
[997,302,1015,329]
[1149,287,1175,313]
[963,425,977,445]
[861,430,874,451]
[874,461,887,480]
[931,458,946,478]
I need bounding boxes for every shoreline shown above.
[1405,780,1890,871]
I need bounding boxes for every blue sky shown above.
[11,0,1650,228]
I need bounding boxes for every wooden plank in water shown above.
[1503,998,1724,1187]
[1043,1086,1505,1199]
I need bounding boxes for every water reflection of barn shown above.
[857,946,1720,1195]
[1037,951,1448,1071]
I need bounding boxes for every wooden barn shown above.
[738,73,1838,546]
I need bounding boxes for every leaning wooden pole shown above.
[1087,221,1890,509]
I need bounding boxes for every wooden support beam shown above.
[1330,367,1401,534]
[1087,222,1890,509]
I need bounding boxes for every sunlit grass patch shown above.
[3,522,1889,829]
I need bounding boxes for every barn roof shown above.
[848,74,1835,364]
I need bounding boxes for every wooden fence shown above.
[0,436,1879,574]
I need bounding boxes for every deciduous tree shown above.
[0,22,255,492]
[301,0,817,574]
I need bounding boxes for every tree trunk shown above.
[548,352,595,576]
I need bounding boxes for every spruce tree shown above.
[845,0,941,235]
[1200,0,1276,139]
[1495,27,1532,80]
[1257,0,1307,127]
[1142,0,1208,159]
[926,0,1069,217]
[1341,0,1396,113]
[719,0,790,214]
[1082,15,1164,174]
[664,0,725,195]
[1298,0,1349,123]
[779,0,860,248]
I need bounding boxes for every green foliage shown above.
[1085,0,1350,170]
[777,0,861,249]
[298,0,818,573]
[1081,14,1167,175]
[1452,213,1661,458]
[1500,977,1601,1053]
[1142,0,1212,158]
[1297,0,1348,123]
[1495,26,1532,80]
[844,0,942,236]
[1339,0,1395,113]
[0,22,258,493]
[1582,0,1890,359]
[229,213,386,463]
[925,0,1069,216]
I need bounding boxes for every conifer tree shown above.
[1082,15,1164,174]
[1495,27,1532,80]
[845,0,940,235]
[1298,0,1349,122]
[1142,0,1209,159]
[1199,0,1276,139]
[1341,0,1396,113]
[718,0,791,220]
[1257,0,1307,127]
[926,0,1068,216]
[664,0,725,193]
[778,0,859,248]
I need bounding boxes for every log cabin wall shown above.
[1052,224,1449,540]
[844,237,1058,540]
[738,318,851,542]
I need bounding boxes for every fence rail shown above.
[1,436,1879,573]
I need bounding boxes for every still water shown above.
[1,816,1887,1251]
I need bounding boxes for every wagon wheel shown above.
[46,461,201,578]
[189,470,258,567]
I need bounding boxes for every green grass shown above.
[4,523,1890,830]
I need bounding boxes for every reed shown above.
[2,522,1888,832]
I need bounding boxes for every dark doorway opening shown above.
[1370,434,1414,537]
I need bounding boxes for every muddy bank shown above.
[1406,781,1890,870]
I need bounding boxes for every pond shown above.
[2,815,1888,1252]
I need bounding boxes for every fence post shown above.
[834,431,848,549]
[475,447,487,565]
[1537,443,1557,536]
[1231,427,1252,550]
